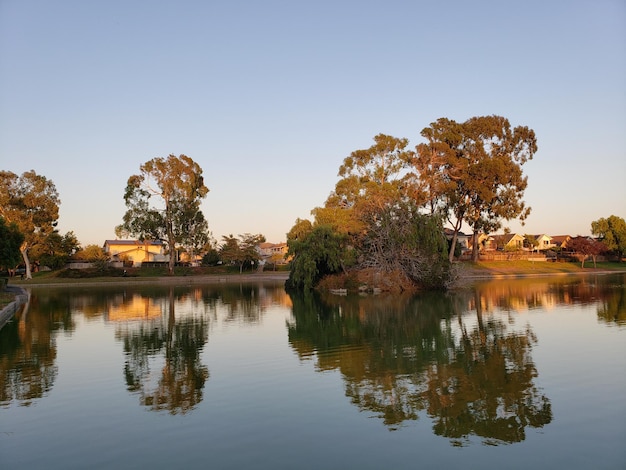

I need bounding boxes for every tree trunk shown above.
[471,230,480,262]
[20,243,32,280]
[166,213,175,276]
[448,232,458,263]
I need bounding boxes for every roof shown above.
[258,242,287,249]
[103,239,164,246]
[492,233,524,244]
[444,228,468,237]
[550,235,571,245]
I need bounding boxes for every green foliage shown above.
[173,199,209,261]
[416,115,537,261]
[119,154,209,275]
[0,216,24,270]
[30,231,81,269]
[219,233,266,273]
[57,267,128,278]
[77,244,108,262]
[201,247,221,266]
[524,234,539,251]
[312,134,414,239]
[286,225,350,290]
[359,202,453,290]
[0,170,61,278]
[38,254,67,270]
[591,215,626,261]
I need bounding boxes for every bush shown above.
[57,267,129,278]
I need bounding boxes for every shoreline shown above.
[6,271,291,288]
[6,267,625,289]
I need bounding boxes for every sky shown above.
[1,0,625,247]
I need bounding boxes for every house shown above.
[491,233,525,251]
[532,234,553,251]
[444,228,470,252]
[103,240,169,267]
[550,235,572,250]
[257,242,290,265]
[468,233,496,252]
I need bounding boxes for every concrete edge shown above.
[0,286,29,331]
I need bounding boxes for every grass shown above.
[458,260,625,277]
[0,291,15,309]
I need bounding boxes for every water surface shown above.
[1,274,625,469]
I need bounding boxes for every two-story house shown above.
[103,240,169,267]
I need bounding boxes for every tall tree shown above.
[415,116,537,261]
[313,134,414,237]
[591,215,626,261]
[0,170,61,279]
[119,154,209,275]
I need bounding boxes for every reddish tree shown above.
[569,236,607,268]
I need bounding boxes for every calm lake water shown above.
[1,274,625,469]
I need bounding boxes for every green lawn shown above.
[458,260,625,276]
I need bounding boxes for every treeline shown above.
[286,115,538,292]
[0,157,268,279]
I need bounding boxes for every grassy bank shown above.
[457,260,626,277]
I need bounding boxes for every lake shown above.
[1,273,625,469]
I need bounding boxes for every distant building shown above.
[550,235,572,250]
[532,234,554,251]
[444,228,470,252]
[103,240,169,267]
[257,242,290,264]
[491,233,525,251]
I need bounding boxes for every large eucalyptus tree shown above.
[0,170,60,279]
[414,115,537,261]
[118,154,209,275]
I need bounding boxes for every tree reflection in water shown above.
[115,283,279,414]
[0,291,74,407]
[117,287,209,414]
[287,287,553,444]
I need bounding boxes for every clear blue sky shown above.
[1,0,625,246]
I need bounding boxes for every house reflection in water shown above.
[107,294,163,322]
